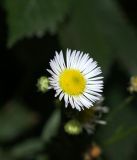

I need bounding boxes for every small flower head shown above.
[78,97,108,134]
[129,76,137,93]
[64,119,82,135]
[47,49,103,111]
[37,76,49,93]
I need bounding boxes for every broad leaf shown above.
[95,86,137,160]
[41,108,61,143]
[0,100,37,141]
[59,0,137,75]
[4,0,72,47]
[11,138,44,158]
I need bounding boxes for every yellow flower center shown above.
[59,69,86,95]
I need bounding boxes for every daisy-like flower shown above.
[47,49,103,111]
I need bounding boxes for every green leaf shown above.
[36,154,49,160]
[11,138,44,158]
[0,149,13,160]
[95,87,137,160]
[4,0,72,47]
[41,108,61,143]
[59,0,137,75]
[0,100,37,141]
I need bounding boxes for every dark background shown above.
[0,0,137,160]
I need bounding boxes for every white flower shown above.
[47,49,103,111]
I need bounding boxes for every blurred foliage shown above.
[11,138,44,158]
[0,100,38,142]
[4,0,137,74]
[95,85,137,160]
[0,149,11,160]
[4,0,72,47]
[0,102,60,159]
[59,0,137,75]
[41,108,61,143]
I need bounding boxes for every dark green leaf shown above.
[0,100,37,141]
[0,149,13,160]
[41,108,61,143]
[95,88,137,160]
[4,0,72,47]
[11,138,44,158]
[36,154,48,160]
[59,0,137,75]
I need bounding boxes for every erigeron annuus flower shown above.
[47,49,103,111]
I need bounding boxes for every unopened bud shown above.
[37,76,49,93]
[64,119,82,135]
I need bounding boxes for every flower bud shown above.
[129,76,137,93]
[64,119,82,135]
[37,76,49,93]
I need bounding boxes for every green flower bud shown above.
[37,76,49,93]
[64,119,82,135]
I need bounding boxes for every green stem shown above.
[107,96,133,122]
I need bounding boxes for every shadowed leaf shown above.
[0,100,38,141]
[41,108,61,143]
[59,0,137,75]
[11,138,44,158]
[4,0,72,47]
[95,87,137,160]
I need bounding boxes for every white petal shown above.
[86,80,103,85]
[82,61,97,75]
[56,51,66,70]
[79,95,92,108]
[55,89,62,97]
[73,51,80,68]
[73,101,81,111]
[68,96,75,109]
[85,88,101,97]
[59,92,64,101]
[78,54,89,71]
[83,92,100,102]
[64,94,69,107]
[90,76,104,80]
[66,49,71,68]
[75,52,83,68]
[50,60,60,74]
[86,85,103,92]
[69,50,76,68]
[47,69,58,77]
[85,67,102,79]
